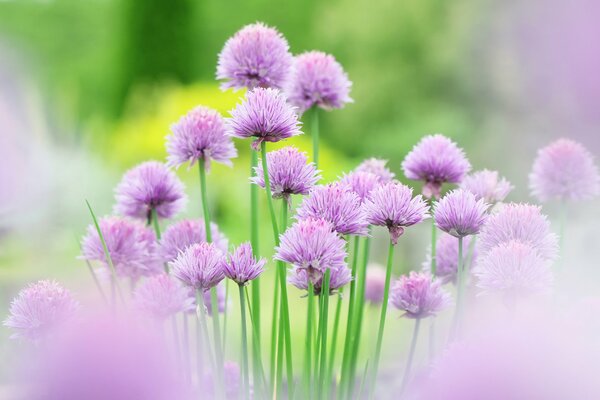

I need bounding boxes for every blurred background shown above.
[1,0,599,390]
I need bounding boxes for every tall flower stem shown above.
[249,151,262,392]
[311,107,320,168]
[303,281,315,398]
[150,208,169,273]
[318,269,332,400]
[222,279,229,355]
[269,271,280,394]
[430,216,437,275]
[238,284,250,400]
[400,318,422,394]
[368,240,395,399]
[196,291,216,378]
[326,291,344,398]
[259,142,279,242]
[245,287,267,397]
[451,237,465,339]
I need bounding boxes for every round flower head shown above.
[114,161,186,221]
[133,274,194,320]
[217,22,293,90]
[166,106,237,170]
[389,272,451,319]
[478,203,558,261]
[402,134,471,199]
[423,233,477,285]
[296,183,369,236]
[223,242,266,285]
[159,219,229,263]
[288,265,352,295]
[4,280,79,341]
[81,217,162,281]
[355,158,395,184]
[434,189,489,238]
[227,88,302,150]
[363,181,430,244]
[251,146,320,200]
[364,265,387,305]
[284,51,353,113]
[473,240,553,297]
[275,218,347,274]
[460,169,513,205]
[171,242,225,291]
[340,171,381,202]
[529,138,600,202]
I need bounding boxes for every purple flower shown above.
[159,219,229,263]
[251,146,320,199]
[4,280,79,341]
[529,138,600,202]
[288,265,352,295]
[166,106,237,170]
[363,181,430,244]
[170,242,225,291]
[402,134,471,199]
[460,169,513,205]
[364,265,386,305]
[355,158,395,184]
[114,161,186,221]
[217,22,293,91]
[133,274,194,320]
[284,51,352,113]
[223,242,266,285]
[296,183,369,236]
[340,171,381,202]
[81,217,162,281]
[478,203,558,261]
[275,218,347,274]
[389,272,451,319]
[227,88,302,150]
[473,241,553,297]
[423,233,477,285]
[434,189,488,238]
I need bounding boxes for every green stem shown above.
[278,200,294,398]
[327,291,344,398]
[400,319,421,394]
[304,281,315,398]
[198,161,213,243]
[318,269,331,400]
[211,288,224,373]
[150,208,169,273]
[223,279,229,355]
[260,142,279,243]
[430,217,437,276]
[196,290,216,374]
[311,107,320,168]
[250,151,262,391]
[451,237,465,339]
[239,285,250,400]
[245,287,268,397]
[275,304,285,399]
[269,269,280,394]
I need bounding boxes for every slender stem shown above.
[196,290,216,373]
[260,142,279,243]
[357,360,370,400]
[327,291,344,398]
[83,256,108,304]
[269,269,280,394]
[223,279,229,355]
[249,151,262,392]
[278,200,294,398]
[198,161,213,243]
[245,289,268,398]
[239,285,250,400]
[318,269,332,399]
[304,281,315,398]
[400,319,421,394]
[150,208,169,273]
[311,106,320,168]
[275,304,285,399]
[451,237,465,339]
[211,288,224,373]
[314,294,322,397]
[430,217,437,276]
[368,240,395,399]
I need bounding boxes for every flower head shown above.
[529,138,600,202]
[389,272,451,319]
[133,274,194,320]
[275,218,347,274]
[159,219,228,263]
[423,233,477,285]
[251,146,320,199]
[340,171,381,202]
[81,217,162,280]
[363,181,430,244]
[166,106,237,170]
[217,22,293,90]
[4,280,78,341]
[402,134,471,199]
[355,158,395,184]
[478,203,558,261]
[460,169,513,205]
[114,161,186,221]
[434,189,488,238]
[227,88,302,150]
[223,242,266,285]
[296,183,369,236]
[171,242,225,291]
[284,51,352,113]
[288,265,352,295]
[473,241,553,297]
[365,265,386,305]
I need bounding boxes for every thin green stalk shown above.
[210,288,225,373]
[269,270,280,394]
[368,240,395,399]
[223,279,229,355]
[82,256,108,304]
[275,305,285,399]
[314,294,322,397]
[430,217,437,275]
[250,151,262,392]
[311,107,320,168]
[357,360,369,400]
[245,287,268,397]
[318,269,332,400]
[304,281,315,398]
[196,290,216,374]
[278,199,294,398]
[400,319,422,394]
[239,285,250,400]
[260,142,279,243]
[451,237,465,339]
[198,161,213,243]
[150,208,170,273]
[327,291,344,398]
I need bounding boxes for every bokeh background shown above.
[1,0,599,392]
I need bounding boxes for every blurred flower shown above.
[434,189,488,238]
[402,134,471,199]
[114,161,186,221]
[275,218,347,274]
[478,203,558,261]
[284,51,352,113]
[227,88,302,150]
[364,181,430,244]
[171,242,225,291]
[251,146,320,200]
[529,138,600,202]
[389,272,451,319]
[340,171,381,202]
[223,242,266,285]
[159,219,228,263]
[133,274,194,320]
[423,233,477,285]
[4,280,78,341]
[81,217,162,281]
[166,106,237,170]
[365,265,387,305]
[355,158,395,183]
[288,264,352,295]
[460,169,513,205]
[217,22,293,91]
[473,241,553,297]
[203,361,241,399]
[296,183,369,236]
